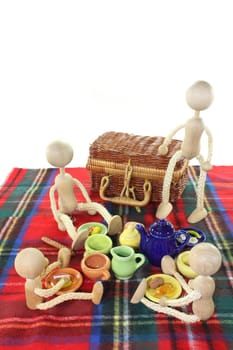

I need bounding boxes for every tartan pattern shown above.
[0,166,232,350]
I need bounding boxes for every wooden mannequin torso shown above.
[25,277,43,310]
[189,275,215,321]
[181,116,205,160]
[55,173,77,214]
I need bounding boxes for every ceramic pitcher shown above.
[110,245,145,280]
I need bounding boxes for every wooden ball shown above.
[46,140,73,168]
[15,248,48,279]
[186,80,214,111]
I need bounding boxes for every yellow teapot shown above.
[119,222,142,249]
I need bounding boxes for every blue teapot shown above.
[136,219,190,266]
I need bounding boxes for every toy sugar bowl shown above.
[136,219,190,267]
[119,221,141,249]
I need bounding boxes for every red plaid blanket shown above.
[0,166,232,350]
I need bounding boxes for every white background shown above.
[0,1,232,185]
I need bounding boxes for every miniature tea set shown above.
[14,81,222,322]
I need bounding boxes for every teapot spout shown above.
[136,224,147,252]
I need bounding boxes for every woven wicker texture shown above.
[86,131,189,203]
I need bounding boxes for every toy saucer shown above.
[176,227,206,247]
[78,222,108,236]
[45,267,83,295]
[145,274,182,303]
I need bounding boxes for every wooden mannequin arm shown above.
[159,289,201,307]
[197,127,213,171]
[49,185,59,219]
[159,123,185,155]
[35,277,69,297]
[204,126,213,163]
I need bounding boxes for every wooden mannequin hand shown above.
[159,296,168,307]
[201,161,212,172]
[158,144,168,156]
[55,211,67,231]
[55,210,63,223]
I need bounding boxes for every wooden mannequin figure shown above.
[14,247,104,310]
[14,248,49,310]
[156,81,214,223]
[46,141,122,249]
[14,247,72,309]
[131,242,222,323]
[159,242,222,321]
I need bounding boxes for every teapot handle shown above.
[174,230,190,253]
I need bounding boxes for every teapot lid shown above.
[149,219,175,238]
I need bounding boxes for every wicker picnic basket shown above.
[86,131,189,207]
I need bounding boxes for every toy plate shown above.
[145,273,182,303]
[45,267,83,295]
[78,222,108,235]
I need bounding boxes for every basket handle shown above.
[99,176,152,207]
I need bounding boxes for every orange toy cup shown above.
[81,252,111,281]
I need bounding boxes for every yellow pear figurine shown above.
[119,222,142,249]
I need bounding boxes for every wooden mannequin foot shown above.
[71,228,89,250]
[58,247,72,267]
[88,210,97,215]
[108,215,123,235]
[188,207,208,224]
[130,278,147,304]
[156,202,173,219]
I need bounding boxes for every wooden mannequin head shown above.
[189,242,222,276]
[14,247,49,279]
[46,140,73,168]
[186,80,214,112]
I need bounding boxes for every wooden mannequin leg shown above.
[77,202,112,221]
[141,297,199,323]
[58,213,77,241]
[156,150,182,219]
[58,213,90,250]
[196,168,207,208]
[188,165,207,223]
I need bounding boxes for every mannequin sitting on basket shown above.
[46,140,122,249]
[156,81,214,223]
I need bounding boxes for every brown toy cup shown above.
[81,252,111,281]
